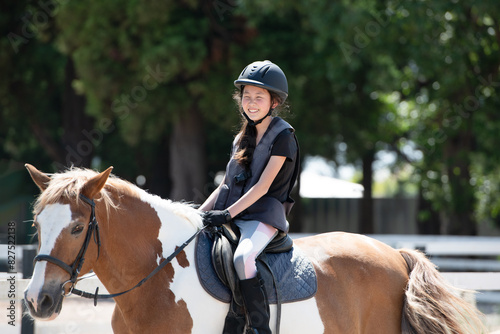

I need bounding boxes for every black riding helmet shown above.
[234,61,288,126]
[234,60,288,103]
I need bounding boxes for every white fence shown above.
[370,234,500,272]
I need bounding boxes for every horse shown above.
[23,164,485,333]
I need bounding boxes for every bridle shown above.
[33,193,204,306]
[33,194,101,297]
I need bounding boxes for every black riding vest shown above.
[213,117,298,232]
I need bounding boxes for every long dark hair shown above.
[232,88,287,168]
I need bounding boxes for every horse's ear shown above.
[82,166,114,199]
[25,163,51,192]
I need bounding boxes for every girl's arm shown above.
[227,155,286,218]
[199,174,226,211]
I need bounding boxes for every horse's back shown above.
[294,232,409,334]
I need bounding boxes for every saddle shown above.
[195,223,317,306]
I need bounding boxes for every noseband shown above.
[33,194,101,297]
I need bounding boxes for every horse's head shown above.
[23,164,113,320]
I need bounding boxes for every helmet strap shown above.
[243,108,274,126]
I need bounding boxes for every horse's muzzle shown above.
[24,283,64,320]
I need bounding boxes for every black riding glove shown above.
[203,210,232,227]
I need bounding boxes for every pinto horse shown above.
[23,164,484,333]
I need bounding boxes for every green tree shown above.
[2,1,251,201]
[1,1,91,168]
[236,0,408,233]
[3,0,500,237]
[380,1,500,234]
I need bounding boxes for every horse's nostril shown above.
[25,299,35,312]
[40,293,54,310]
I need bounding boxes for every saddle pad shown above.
[195,231,317,304]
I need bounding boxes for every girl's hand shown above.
[202,210,232,227]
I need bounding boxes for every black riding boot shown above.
[239,275,271,334]
[223,297,246,334]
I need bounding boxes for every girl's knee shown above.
[233,250,257,280]
[233,252,246,279]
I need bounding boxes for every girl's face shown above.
[241,85,277,122]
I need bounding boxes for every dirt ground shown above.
[0,297,114,334]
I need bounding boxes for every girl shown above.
[200,60,299,334]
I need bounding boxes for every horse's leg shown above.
[295,233,409,334]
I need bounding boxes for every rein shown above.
[33,193,205,306]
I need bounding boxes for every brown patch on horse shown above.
[295,233,409,333]
[91,182,193,333]
[174,247,190,268]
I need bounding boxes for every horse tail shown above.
[399,249,485,334]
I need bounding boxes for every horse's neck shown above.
[138,190,201,255]
[93,189,200,294]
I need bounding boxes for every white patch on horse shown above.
[24,203,73,311]
[278,298,324,333]
[169,245,228,333]
[137,191,325,333]
[24,262,47,313]
[138,191,199,257]
[139,191,228,333]
[37,203,73,255]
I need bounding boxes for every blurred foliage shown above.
[1,0,499,235]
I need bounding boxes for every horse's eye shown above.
[71,225,84,235]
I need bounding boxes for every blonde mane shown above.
[33,167,121,215]
[33,167,203,229]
